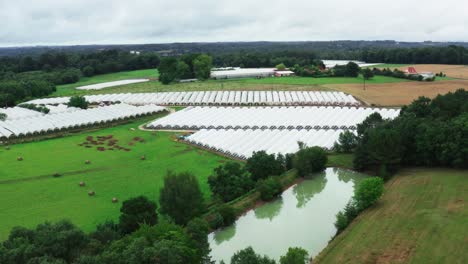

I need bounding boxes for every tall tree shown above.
[193,54,213,80]
[208,162,254,202]
[119,196,158,234]
[159,171,205,225]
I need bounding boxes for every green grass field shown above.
[0,116,230,240]
[51,73,409,97]
[314,168,468,264]
[230,75,408,85]
[54,68,159,95]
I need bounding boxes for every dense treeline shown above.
[158,54,212,84]
[209,45,468,68]
[0,78,55,107]
[336,89,468,178]
[212,51,318,68]
[362,45,468,64]
[0,50,160,76]
[0,50,160,106]
[2,40,468,58]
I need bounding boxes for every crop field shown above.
[315,168,468,264]
[0,116,231,240]
[327,79,468,106]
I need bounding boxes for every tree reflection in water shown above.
[293,172,327,208]
[213,225,236,245]
[254,197,284,221]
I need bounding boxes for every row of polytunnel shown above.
[26,91,360,106]
[0,104,166,139]
[185,129,348,159]
[147,106,400,130]
[0,105,80,121]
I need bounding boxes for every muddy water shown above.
[208,168,366,262]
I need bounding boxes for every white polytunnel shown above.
[185,129,350,160]
[0,104,166,139]
[26,91,360,107]
[146,106,400,131]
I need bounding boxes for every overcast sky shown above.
[1,0,468,46]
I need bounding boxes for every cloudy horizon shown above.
[1,0,468,47]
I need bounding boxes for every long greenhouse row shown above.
[0,107,46,120]
[147,106,400,130]
[0,104,166,139]
[26,91,360,106]
[0,105,80,121]
[185,129,347,159]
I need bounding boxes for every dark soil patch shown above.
[78,135,145,152]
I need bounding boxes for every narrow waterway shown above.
[208,168,366,262]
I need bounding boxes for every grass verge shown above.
[314,168,468,264]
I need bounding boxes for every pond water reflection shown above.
[208,168,366,262]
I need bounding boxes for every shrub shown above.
[279,247,309,264]
[246,151,285,181]
[68,96,89,109]
[276,63,286,71]
[18,103,50,114]
[293,146,328,177]
[257,177,283,201]
[0,113,7,121]
[231,247,276,264]
[119,196,158,234]
[210,204,237,229]
[354,177,384,210]
[334,201,359,234]
[208,162,254,202]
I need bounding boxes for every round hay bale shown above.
[85,160,91,164]
[17,156,23,161]
[79,181,85,187]
[141,155,146,160]
[88,191,95,196]
[112,197,118,203]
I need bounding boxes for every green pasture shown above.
[0,116,230,240]
[315,168,468,264]
[54,68,159,95]
[51,71,410,97]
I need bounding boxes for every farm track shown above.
[0,167,109,185]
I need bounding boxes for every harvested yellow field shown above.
[396,64,468,79]
[327,80,468,106]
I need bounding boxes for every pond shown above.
[208,168,366,262]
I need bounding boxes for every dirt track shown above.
[327,80,467,106]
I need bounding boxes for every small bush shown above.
[354,177,384,210]
[68,96,89,109]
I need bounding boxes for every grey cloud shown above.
[0,0,467,46]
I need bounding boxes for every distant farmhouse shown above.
[405,67,435,80]
[211,67,294,80]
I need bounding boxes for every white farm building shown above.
[211,68,277,79]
